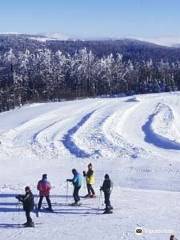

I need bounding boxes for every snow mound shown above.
[125,97,141,102]
[143,103,180,149]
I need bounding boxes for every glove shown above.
[83,171,86,177]
[15,195,20,200]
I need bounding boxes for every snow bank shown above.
[143,103,180,150]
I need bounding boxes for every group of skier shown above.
[15,163,113,227]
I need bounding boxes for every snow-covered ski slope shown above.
[0,92,180,239]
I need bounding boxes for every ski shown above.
[22,222,42,227]
[23,223,35,228]
[103,210,113,214]
[42,207,54,212]
[34,204,39,217]
[81,195,96,199]
[5,222,42,228]
[68,202,82,206]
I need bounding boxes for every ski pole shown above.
[17,200,21,216]
[98,190,102,209]
[66,181,69,204]
[34,202,39,218]
[12,200,19,221]
[14,200,21,221]
[83,176,87,191]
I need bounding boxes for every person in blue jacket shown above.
[67,169,82,205]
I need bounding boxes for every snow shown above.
[0,32,71,42]
[29,32,72,42]
[136,36,180,47]
[0,93,180,239]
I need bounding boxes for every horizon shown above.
[0,0,180,46]
[1,32,180,47]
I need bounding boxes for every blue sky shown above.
[0,0,180,39]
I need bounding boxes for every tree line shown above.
[0,46,179,112]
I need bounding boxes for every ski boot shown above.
[70,201,81,206]
[90,194,96,198]
[84,194,90,198]
[103,206,113,214]
[46,207,54,212]
[103,209,113,214]
[104,205,113,210]
[24,221,35,227]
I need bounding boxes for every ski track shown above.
[62,110,97,158]
[142,103,180,150]
[102,100,146,158]
[69,100,142,160]
[0,93,180,239]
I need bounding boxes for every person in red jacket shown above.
[37,174,53,211]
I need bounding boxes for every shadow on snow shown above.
[62,110,96,158]
[142,112,180,150]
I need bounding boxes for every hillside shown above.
[1,34,180,61]
[0,92,180,239]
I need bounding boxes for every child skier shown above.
[37,174,53,211]
[100,174,113,214]
[15,186,35,227]
[83,163,95,198]
[67,169,82,205]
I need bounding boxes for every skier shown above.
[83,163,95,198]
[37,174,53,211]
[15,186,35,227]
[100,174,113,214]
[66,169,82,205]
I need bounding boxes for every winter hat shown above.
[25,186,30,191]
[42,174,47,179]
[105,174,109,179]
[88,163,92,168]
[72,169,77,174]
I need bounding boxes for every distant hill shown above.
[172,44,180,48]
[1,34,180,62]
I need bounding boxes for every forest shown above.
[0,34,180,112]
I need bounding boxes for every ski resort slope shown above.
[0,92,180,240]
